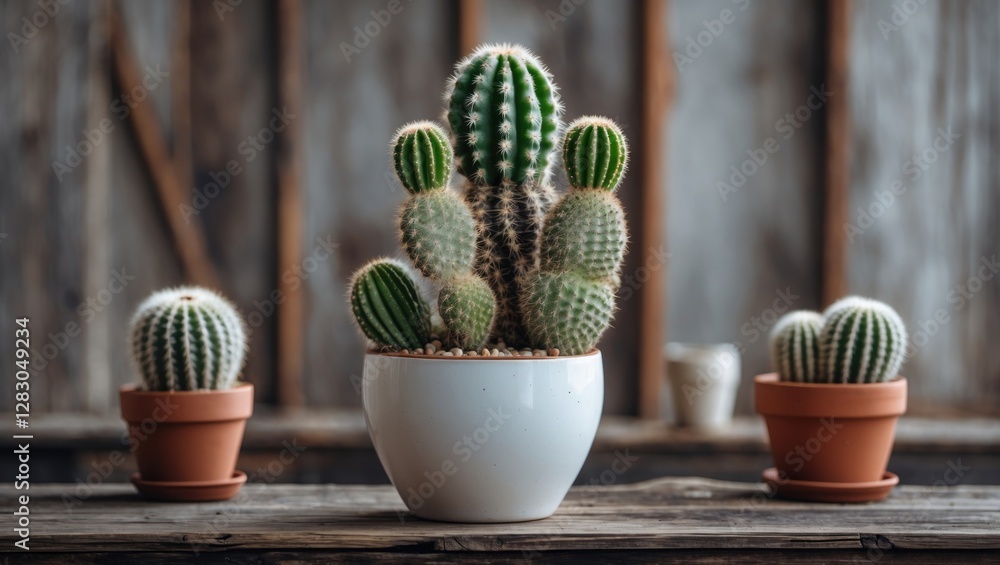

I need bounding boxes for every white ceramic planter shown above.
[362,350,604,523]
[665,343,740,429]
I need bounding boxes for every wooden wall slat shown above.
[847,0,1000,415]
[663,0,826,417]
[822,0,851,307]
[276,0,305,408]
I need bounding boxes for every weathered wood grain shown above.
[0,478,996,558]
[822,0,851,306]
[662,0,826,417]
[846,0,1000,415]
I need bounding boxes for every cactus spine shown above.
[446,44,563,347]
[772,297,907,383]
[128,287,247,391]
[349,259,432,350]
[347,44,629,356]
[819,296,908,383]
[525,118,629,355]
[770,311,822,383]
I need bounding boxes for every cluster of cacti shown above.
[348,43,630,356]
[770,296,908,383]
[128,287,247,391]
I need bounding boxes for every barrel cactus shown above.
[128,286,247,391]
[347,44,629,356]
[349,259,432,351]
[819,296,908,383]
[770,310,822,383]
[771,297,907,383]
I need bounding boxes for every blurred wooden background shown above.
[0,0,997,420]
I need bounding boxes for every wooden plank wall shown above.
[662,0,826,416]
[847,0,1000,414]
[0,0,997,417]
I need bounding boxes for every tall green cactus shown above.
[446,44,563,347]
[525,118,629,355]
[770,311,823,383]
[819,296,908,383]
[347,44,629,356]
[349,259,431,350]
[128,287,247,391]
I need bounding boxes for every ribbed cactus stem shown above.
[349,259,431,350]
[770,311,823,383]
[446,43,562,187]
[392,121,453,193]
[562,116,628,191]
[399,191,476,280]
[439,275,496,351]
[819,296,908,384]
[128,287,247,391]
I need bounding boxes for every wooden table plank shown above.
[1,478,997,557]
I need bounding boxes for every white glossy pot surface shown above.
[363,351,604,523]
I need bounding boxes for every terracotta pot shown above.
[120,383,253,483]
[754,373,906,483]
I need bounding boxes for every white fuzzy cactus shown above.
[770,310,823,383]
[819,296,908,384]
[128,286,248,391]
[772,296,908,384]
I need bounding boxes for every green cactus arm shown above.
[392,121,453,193]
[439,274,496,351]
[399,190,477,280]
[348,259,431,350]
[562,116,628,191]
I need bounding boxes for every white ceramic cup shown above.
[665,343,740,429]
[363,351,604,523]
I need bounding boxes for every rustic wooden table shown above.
[2,477,997,563]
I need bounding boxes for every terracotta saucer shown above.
[131,471,247,502]
[761,467,898,503]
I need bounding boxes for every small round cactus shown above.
[562,116,628,191]
[128,286,247,391]
[392,121,453,194]
[540,190,627,279]
[819,296,908,383]
[349,259,431,350]
[770,311,823,383]
[438,275,496,351]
